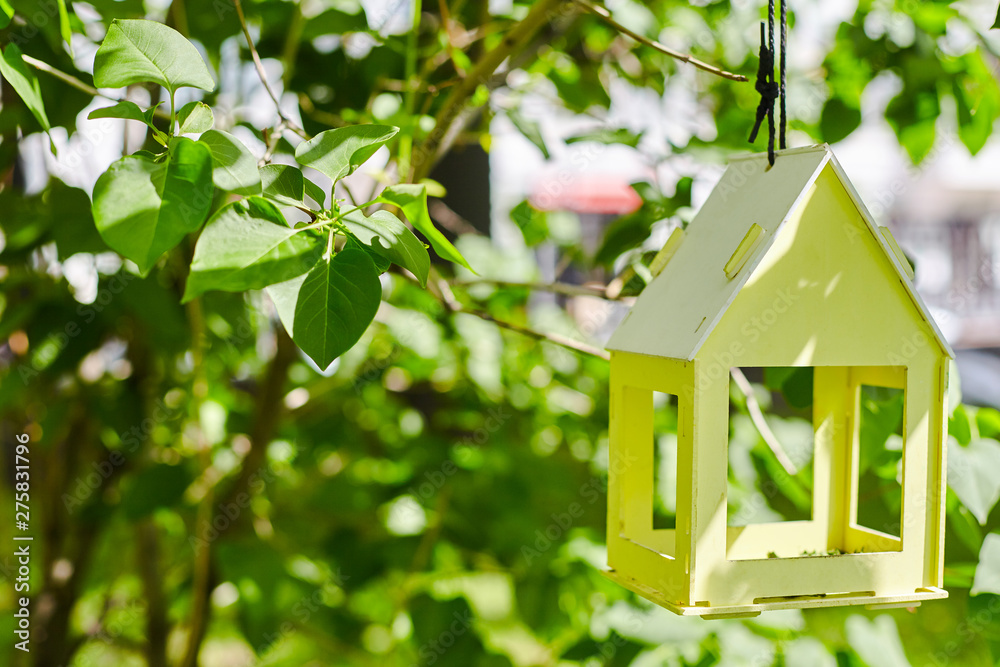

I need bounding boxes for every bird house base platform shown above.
[602,569,947,619]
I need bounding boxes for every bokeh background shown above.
[3,0,1000,665]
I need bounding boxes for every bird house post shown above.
[604,145,952,619]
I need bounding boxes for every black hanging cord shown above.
[779,0,787,149]
[748,0,787,165]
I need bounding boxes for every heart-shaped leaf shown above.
[94,19,215,94]
[92,137,213,275]
[260,164,305,207]
[294,124,398,184]
[949,437,1000,524]
[972,533,1000,595]
[199,129,261,195]
[269,248,381,368]
[177,101,214,134]
[343,209,429,285]
[377,183,472,271]
[184,197,323,302]
[0,44,51,132]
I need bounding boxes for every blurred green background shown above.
[3,0,1000,665]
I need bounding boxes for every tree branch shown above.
[462,306,610,359]
[22,55,174,121]
[232,0,308,138]
[136,521,169,667]
[429,199,483,236]
[452,278,632,301]
[180,295,213,667]
[729,367,798,475]
[220,328,298,513]
[571,0,748,81]
[420,269,611,360]
[411,0,564,182]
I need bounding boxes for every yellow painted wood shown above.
[724,223,764,279]
[649,226,685,278]
[880,226,915,280]
[605,145,952,618]
[608,145,953,361]
[603,569,946,617]
[607,147,832,361]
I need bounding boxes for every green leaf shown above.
[294,124,398,183]
[951,404,973,446]
[971,532,1000,595]
[507,110,550,159]
[270,248,382,368]
[342,209,430,285]
[45,184,106,260]
[594,210,651,266]
[199,129,261,195]
[260,164,306,207]
[565,127,642,148]
[0,44,51,132]
[0,0,12,30]
[304,175,326,208]
[91,137,213,275]
[184,197,323,302]
[948,437,1000,525]
[377,183,472,271]
[266,272,308,337]
[952,58,1000,156]
[56,0,73,55]
[88,100,148,124]
[819,97,862,144]
[177,101,214,134]
[348,236,390,273]
[88,100,166,142]
[977,407,1000,440]
[510,200,549,246]
[93,19,215,94]
[845,616,910,667]
[993,2,1000,29]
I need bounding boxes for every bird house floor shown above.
[602,569,947,619]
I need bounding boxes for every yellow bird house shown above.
[604,144,953,619]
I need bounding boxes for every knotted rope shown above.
[749,0,787,166]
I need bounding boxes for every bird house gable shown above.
[606,144,953,362]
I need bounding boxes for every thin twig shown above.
[452,278,631,301]
[22,54,100,96]
[729,367,798,475]
[260,120,286,166]
[23,55,174,120]
[232,0,308,138]
[411,0,563,182]
[462,307,611,360]
[428,199,482,236]
[572,0,748,82]
[420,267,610,360]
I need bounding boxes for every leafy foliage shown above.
[2,2,1000,667]
[93,18,215,94]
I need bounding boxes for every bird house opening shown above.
[652,391,678,532]
[853,384,905,540]
[726,367,814,529]
[614,382,682,561]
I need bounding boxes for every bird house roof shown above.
[606,144,953,361]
